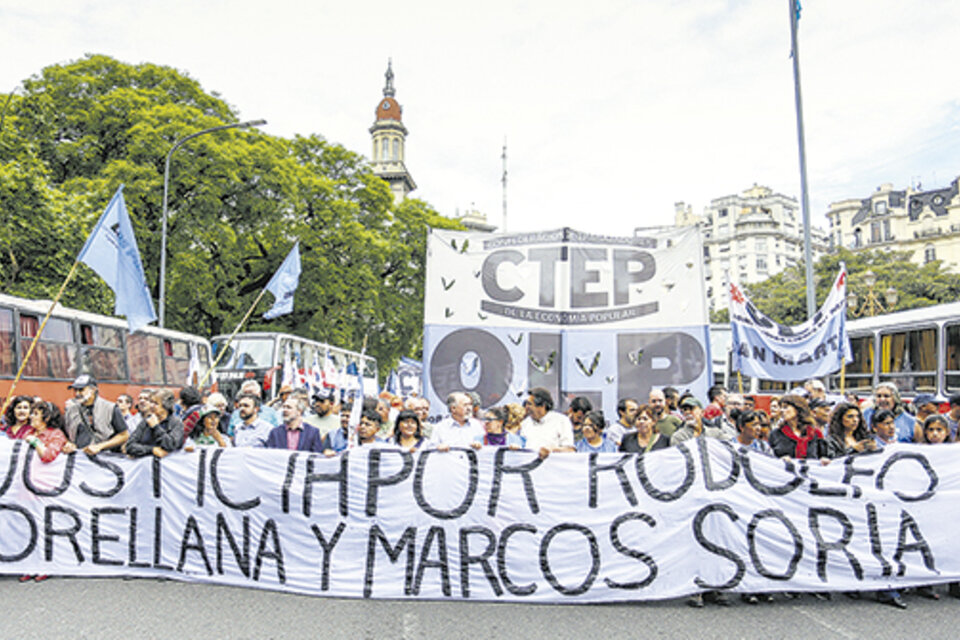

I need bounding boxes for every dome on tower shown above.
[376,96,401,121]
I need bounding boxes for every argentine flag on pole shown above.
[77,185,157,333]
[263,242,301,320]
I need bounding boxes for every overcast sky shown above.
[3,0,958,235]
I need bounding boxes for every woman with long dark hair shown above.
[825,401,875,456]
[393,409,426,452]
[2,395,34,440]
[769,395,830,460]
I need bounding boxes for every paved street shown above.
[2,576,959,639]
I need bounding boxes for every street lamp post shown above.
[846,269,898,317]
[159,119,266,327]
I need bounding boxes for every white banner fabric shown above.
[729,269,852,382]
[422,227,711,421]
[1,439,958,602]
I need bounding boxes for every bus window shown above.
[945,323,960,393]
[0,307,13,375]
[79,323,127,382]
[879,328,937,393]
[163,339,191,385]
[128,333,165,384]
[829,335,874,392]
[758,380,788,392]
[19,314,76,379]
[213,337,275,369]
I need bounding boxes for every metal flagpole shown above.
[788,0,816,320]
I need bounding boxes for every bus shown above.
[713,301,960,400]
[210,332,378,402]
[0,292,213,408]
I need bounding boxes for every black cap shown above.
[67,374,97,390]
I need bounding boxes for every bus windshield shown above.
[212,336,275,369]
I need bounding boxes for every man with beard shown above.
[232,393,273,448]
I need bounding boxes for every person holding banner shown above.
[392,410,426,452]
[519,388,575,458]
[184,404,232,451]
[19,400,68,583]
[575,411,618,453]
[619,405,668,454]
[23,400,68,464]
[768,395,829,461]
[2,395,34,440]
[232,393,273,448]
[430,392,485,449]
[265,396,324,452]
[62,375,129,455]
[476,406,524,449]
[123,389,184,458]
[732,409,772,455]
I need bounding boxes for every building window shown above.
[875,201,887,215]
[718,223,729,236]
[853,228,862,248]
[392,138,399,160]
[925,244,936,264]
[883,219,892,241]
[719,208,728,218]
[870,222,881,243]
[755,238,767,253]
[757,257,768,273]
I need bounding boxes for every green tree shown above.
[1,54,463,378]
[743,248,960,325]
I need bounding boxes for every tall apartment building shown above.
[826,177,960,268]
[675,184,827,313]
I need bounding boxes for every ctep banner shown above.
[1,439,958,602]
[422,227,711,420]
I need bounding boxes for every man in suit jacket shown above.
[265,395,324,452]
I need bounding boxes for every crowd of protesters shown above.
[2,373,959,606]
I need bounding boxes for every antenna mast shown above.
[501,138,508,232]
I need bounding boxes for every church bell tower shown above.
[370,60,416,202]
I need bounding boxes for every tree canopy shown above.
[0,54,462,376]
[710,248,960,325]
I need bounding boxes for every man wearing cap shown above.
[62,375,129,455]
[670,397,730,446]
[302,388,340,438]
[809,398,832,433]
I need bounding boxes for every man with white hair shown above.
[406,396,432,438]
[429,391,485,449]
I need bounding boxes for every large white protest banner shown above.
[729,268,852,382]
[422,227,711,421]
[2,439,958,602]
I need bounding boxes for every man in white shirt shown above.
[605,397,639,446]
[520,387,575,458]
[429,391,485,449]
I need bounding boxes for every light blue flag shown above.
[263,242,301,320]
[77,185,157,333]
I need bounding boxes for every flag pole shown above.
[198,286,270,388]
[0,260,82,417]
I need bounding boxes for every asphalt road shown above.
[2,576,958,640]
